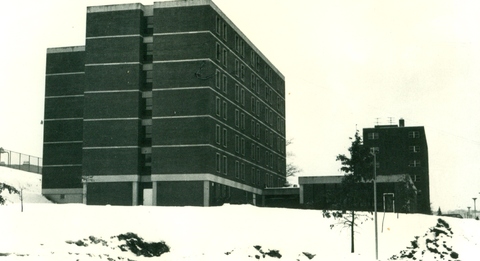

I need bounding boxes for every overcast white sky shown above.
[1,0,480,212]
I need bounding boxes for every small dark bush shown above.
[116,232,169,257]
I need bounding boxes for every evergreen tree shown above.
[336,130,373,253]
[437,207,442,216]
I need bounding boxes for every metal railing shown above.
[0,147,42,174]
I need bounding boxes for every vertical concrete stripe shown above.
[203,181,210,207]
[132,182,139,206]
[299,185,304,204]
[253,194,256,205]
[152,182,157,206]
[83,183,87,205]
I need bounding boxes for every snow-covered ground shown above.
[0,166,479,260]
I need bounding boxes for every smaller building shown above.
[299,174,418,213]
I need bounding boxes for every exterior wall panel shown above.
[87,182,133,205]
[84,92,141,119]
[84,64,142,92]
[83,120,140,147]
[42,166,83,189]
[156,181,204,206]
[45,74,84,97]
[83,148,140,176]
[44,120,83,142]
[86,10,144,37]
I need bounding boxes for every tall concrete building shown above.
[363,119,430,214]
[42,0,286,206]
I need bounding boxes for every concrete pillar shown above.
[83,183,87,205]
[152,181,157,206]
[299,184,304,204]
[132,181,139,206]
[203,181,210,207]
[253,194,256,206]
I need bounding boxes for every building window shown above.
[241,138,245,155]
[256,146,260,162]
[256,169,261,185]
[252,167,256,184]
[375,162,380,169]
[270,132,274,147]
[222,128,227,148]
[368,132,379,140]
[265,151,269,167]
[216,43,221,62]
[265,130,269,146]
[215,124,221,144]
[240,113,245,130]
[251,143,255,160]
[223,155,228,175]
[414,175,421,182]
[256,100,261,117]
[216,16,221,35]
[370,147,379,154]
[409,131,420,138]
[216,153,221,173]
[235,84,240,102]
[215,70,221,89]
[223,23,228,40]
[256,123,260,140]
[215,97,221,116]
[240,88,245,106]
[265,86,270,103]
[409,160,421,167]
[235,109,239,127]
[222,75,228,93]
[235,59,240,77]
[240,64,245,81]
[235,135,239,153]
[235,160,240,178]
[265,107,269,123]
[256,78,261,94]
[241,163,245,180]
[235,35,240,52]
[251,97,256,114]
[250,50,255,66]
[409,145,420,153]
[251,74,256,90]
[251,119,256,137]
[222,48,228,67]
[222,101,227,120]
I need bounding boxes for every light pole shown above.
[371,150,378,260]
[473,198,477,219]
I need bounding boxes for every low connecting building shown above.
[299,174,418,213]
[42,0,287,206]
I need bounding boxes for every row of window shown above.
[215,97,228,120]
[215,125,228,148]
[215,70,228,94]
[215,42,228,67]
[372,160,421,169]
[367,131,421,140]
[370,145,421,154]
[215,16,228,41]
[216,153,283,186]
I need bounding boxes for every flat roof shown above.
[47,46,85,54]
[299,174,415,186]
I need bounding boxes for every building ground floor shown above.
[42,173,264,207]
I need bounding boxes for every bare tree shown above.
[286,139,302,178]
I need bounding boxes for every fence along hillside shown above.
[0,148,42,174]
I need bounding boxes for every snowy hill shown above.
[1,166,479,260]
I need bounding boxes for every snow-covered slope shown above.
[0,166,51,205]
[0,167,479,260]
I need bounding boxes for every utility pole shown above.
[473,198,477,219]
[371,150,378,260]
